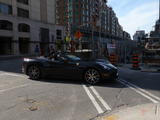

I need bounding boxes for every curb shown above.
[92,103,160,120]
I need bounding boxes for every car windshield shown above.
[96,59,110,64]
[66,55,81,61]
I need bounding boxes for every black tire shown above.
[84,68,101,85]
[27,65,41,80]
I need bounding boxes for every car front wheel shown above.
[84,69,101,85]
[28,65,41,80]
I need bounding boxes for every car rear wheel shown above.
[84,69,101,84]
[28,65,41,80]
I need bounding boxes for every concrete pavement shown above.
[0,58,160,120]
[93,103,160,120]
[119,67,160,99]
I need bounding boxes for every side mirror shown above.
[60,57,68,63]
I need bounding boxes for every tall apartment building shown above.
[56,0,108,49]
[0,0,65,55]
[56,0,130,52]
[133,30,146,41]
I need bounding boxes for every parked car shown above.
[22,53,118,84]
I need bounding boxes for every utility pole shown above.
[98,0,105,58]
[98,4,102,58]
[67,0,73,53]
[159,0,160,20]
[92,22,94,59]
[91,0,95,59]
[65,0,70,52]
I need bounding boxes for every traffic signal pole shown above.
[92,22,95,59]
[91,0,95,59]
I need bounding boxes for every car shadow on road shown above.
[31,77,125,88]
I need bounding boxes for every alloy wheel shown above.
[85,69,100,84]
[28,65,41,80]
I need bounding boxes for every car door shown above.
[60,61,83,79]
[48,55,83,79]
[47,60,65,78]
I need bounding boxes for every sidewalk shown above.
[92,103,160,120]
[119,64,160,73]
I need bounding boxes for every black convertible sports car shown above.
[22,53,118,84]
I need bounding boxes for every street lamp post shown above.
[98,1,104,58]
[91,0,95,59]
[92,19,95,59]
[159,0,160,20]
[98,9,102,58]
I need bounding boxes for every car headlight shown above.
[97,62,111,70]
[24,58,30,62]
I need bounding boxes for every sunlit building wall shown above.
[0,0,65,55]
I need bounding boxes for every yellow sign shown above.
[65,36,71,42]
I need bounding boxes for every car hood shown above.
[35,57,49,61]
[95,59,117,70]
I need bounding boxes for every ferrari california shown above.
[22,53,118,84]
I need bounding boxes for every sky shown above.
[108,0,159,37]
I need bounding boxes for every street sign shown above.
[65,36,71,42]
[107,44,116,49]
[74,31,83,39]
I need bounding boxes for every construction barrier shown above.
[132,54,141,70]
[109,54,118,65]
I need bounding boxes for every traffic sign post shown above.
[74,31,83,39]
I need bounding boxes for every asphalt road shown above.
[0,58,160,120]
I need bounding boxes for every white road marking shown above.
[118,79,159,103]
[120,79,160,101]
[83,85,104,114]
[0,84,29,94]
[90,86,111,111]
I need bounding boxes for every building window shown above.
[52,35,55,42]
[0,20,13,31]
[56,30,62,40]
[18,23,30,32]
[17,8,29,18]
[17,0,29,5]
[40,28,50,43]
[19,37,29,54]
[0,3,12,15]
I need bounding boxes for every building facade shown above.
[133,30,146,41]
[55,0,129,53]
[148,20,160,50]
[0,0,65,55]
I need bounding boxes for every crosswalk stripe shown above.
[90,86,111,111]
[83,85,104,114]
[118,79,159,103]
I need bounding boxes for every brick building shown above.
[56,0,131,52]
